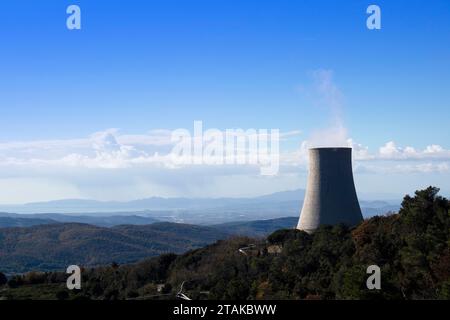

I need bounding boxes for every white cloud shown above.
[424,144,444,154]
[292,138,450,174]
[347,139,373,160]
[379,141,401,157]
[376,141,450,161]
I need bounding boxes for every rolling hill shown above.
[0,212,159,228]
[0,217,57,228]
[0,222,229,273]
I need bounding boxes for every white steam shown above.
[306,69,349,148]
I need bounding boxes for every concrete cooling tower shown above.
[297,147,363,233]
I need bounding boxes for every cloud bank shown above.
[0,129,448,203]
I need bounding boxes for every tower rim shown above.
[308,147,352,150]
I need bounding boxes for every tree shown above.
[56,290,69,300]
[0,272,7,286]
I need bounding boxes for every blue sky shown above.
[0,1,449,203]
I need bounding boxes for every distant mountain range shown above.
[0,189,400,225]
[0,190,308,213]
[0,217,299,273]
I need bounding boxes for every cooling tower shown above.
[297,147,363,233]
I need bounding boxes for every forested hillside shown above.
[0,222,229,273]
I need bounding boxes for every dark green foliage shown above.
[1,187,449,300]
[7,275,23,288]
[267,228,310,245]
[0,272,7,285]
